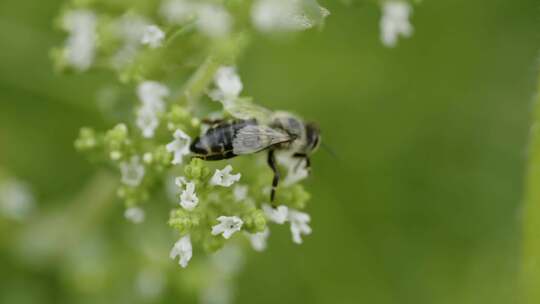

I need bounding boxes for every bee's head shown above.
[304,122,321,154]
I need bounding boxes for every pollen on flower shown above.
[141,25,165,48]
[210,165,241,187]
[380,1,414,47]
[170,235,193,268]
[166,129,192,165]
[211,216,243,239]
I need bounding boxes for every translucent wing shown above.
[224,100,274,124]
[233,125,292,155]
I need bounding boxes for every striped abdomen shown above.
[190,120,256,160]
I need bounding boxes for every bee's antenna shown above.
[321,141,339,161]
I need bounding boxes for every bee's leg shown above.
[267,149,280,208]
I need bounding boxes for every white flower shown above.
[251,0,329,33]
[276,153,309,186]
[262,204,288,224]
[160,0,198,24]
[136,106,160,138]
[247,228,270,252]
[211,216,243,239]
[180,181,199,210]
[196,4,232,38]
[166,129,192,165]
[170,235,193,268]
[210,165,241,187]
[141,25,165,48]
[380,1,413,47]
[288,209,311,244]
[111,14,150,68]
[62,9,97,71]
[120,156,145,187]
[136,81,170,138]
[137,81,169,112]
[124,207,145,224]
[233,184,248,202]
[0,178,35,220]
[208,66,243,106]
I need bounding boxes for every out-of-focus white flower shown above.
[211,244,245,275]
[247,228,270,252]
[137,81,169,112]
[380,1,413,47]
[160,0,199,24]
[136,106,160,138]
[210,165,241,187]
[136,268,166,300]
[211,216,243,239]
[209,66,243,106]
[111,14,150,68]
[141,25,165,48]
[62,9,97,71]
[170,235,193,268]
[136,81,170,138]
[166,129,192,165]
[124,207,145,224]
[251,0,329,33]
[263,204,288,224]
[288,209,311,244]
[196,4,232,37]
[233,184,248,202]
[180,181,199,210]
[276,153,309,186]
[0,178,35,220]
[120,156,145,187]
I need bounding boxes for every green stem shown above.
[176,55,222,109]
[523,76,540,303]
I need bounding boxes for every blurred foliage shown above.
[1,0,540,304]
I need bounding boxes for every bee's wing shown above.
[233,125,292,155]
[224,100,274,124]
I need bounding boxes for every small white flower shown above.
[211,216,243,239]
[120,156,145,187]
[276,153,309,186]
[175,176,187,188]
[208,66,243,106]
[170,235,193,268]
[137,81,169,112]
[111,14,150,68]
[180,181,199,210]
[124,207,145,224]
[136,106,160,138]
[233,184,248,202]
[251,0,329,33]
[0,178,35,220]
[380,1,413,47]
[62,9,97,71]
[210,165,241,187]
[288,209,312,244]
[141,25,165,48]
[166,129,192,165]
[196,4,232,38]
[262,204,288,224]
[247,228,270,252]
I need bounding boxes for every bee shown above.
[190,101,321,206]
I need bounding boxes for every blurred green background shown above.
[1,0,540,303]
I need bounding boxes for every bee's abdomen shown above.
[190,120,254,160]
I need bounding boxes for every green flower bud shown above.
[242,209,267,233]
[169,209,201,235]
